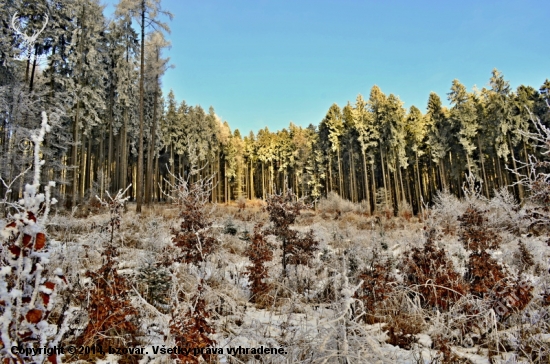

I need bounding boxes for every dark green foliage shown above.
[224,221,238,235]
[137,261,171,312]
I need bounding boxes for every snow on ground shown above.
[18,190,549,363]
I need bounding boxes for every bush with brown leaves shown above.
[244,224,273,307]
[165,175,218,265]
[265,190,318,277]
[401,230,468,311]
[354,252,396,324]
[170,283,216,364]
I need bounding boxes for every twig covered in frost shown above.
[509,104,550,221]
[0,112,66,364]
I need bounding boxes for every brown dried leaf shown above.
[26,309,43,324]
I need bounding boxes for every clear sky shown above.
[105,0,549,134]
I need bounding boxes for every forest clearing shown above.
[2,0,550,362]
[1,117,550,362]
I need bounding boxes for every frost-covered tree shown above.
[323,103,344,195]
[448,79,478,176]
[289,122,314,198]
[342,102,358,202]
[486,69,522,196]
[256,127,276,198]
[105,16,139,194]
[144,31,170,204]
[368,85,390,209]
[162,89,179,187]
[68,0,108,205]
[353,94,378,211]
[406,105,426,209]
[116,0,172,212]
[243,130,257,199]
[385,94,408,208]
[0,112,68,364]
[426,92,451,192]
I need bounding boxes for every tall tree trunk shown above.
[398,167,405,204]
[71,106,80,207]
[136,0,146,213]
[370,163,376,213]
[79,133,87,200]
[405,169,413,212]
[99,128,104,199]
[29,44,38,92]
[250,160,254,199]
[146,71,159,205]
[415,151,422,210]
[380,145,389,209]
[85,135,92,195]
[495,154,504,190]
[337,148,343,197]
[120,108,129,190]
[439,159,447,191]
[154,150,159,202]
[362,152,371,213]
[261,162,265,199]
[328,157,333,193]
[477,136,489,198]
[507,135,524,200]
[107,112,113,192]
[225,160,229,203]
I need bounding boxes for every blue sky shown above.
[105,0,549,133]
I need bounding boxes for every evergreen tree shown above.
[448,79,478,175]
[368,85,390,209]
[406,105,426,210]
[116,0,172,212]
[426,92,451,193]
[487,69,518,193]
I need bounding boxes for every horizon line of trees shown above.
[1,1,549,214]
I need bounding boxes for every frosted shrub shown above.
[0,112,68,364]
[67,185,143,360]
[265,190,318,278]
[244,224,274,307]
[400,229,467,311]
[374,187,393,218]
[161,170,218,361]
[487,187,524,232]
[163,171,217,265]
[429,190,466,235]
[397,200,413,221]
[354,250,396,324]
[510,105,550,232]
[318,191,364,214]
[137,260,172,313]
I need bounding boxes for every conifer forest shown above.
[1,0,550,363]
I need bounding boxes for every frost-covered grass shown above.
[3,186,550,363]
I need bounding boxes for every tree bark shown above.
[362,151,371,213]
[136,0,146,213]
[146,67,160,205]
